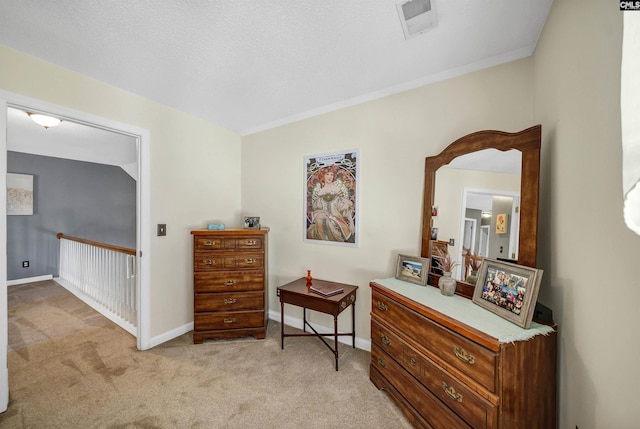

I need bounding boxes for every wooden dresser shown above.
[190,228,269,344]
[369,279,557,429]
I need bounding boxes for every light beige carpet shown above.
[1,281,411,428]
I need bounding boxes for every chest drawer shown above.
[194,310,264,330]
[372,289,497,392]
[194,254,264,271]
[194,237,223,250]
[371,345,472,429]
[195,292,264,312]
[194,272,264,293]
[195,236,263,251]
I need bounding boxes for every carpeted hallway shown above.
[1,281,410,428]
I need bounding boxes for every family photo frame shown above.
[394,254,429,286]
[243,216,260,229]
[472,258,543,329]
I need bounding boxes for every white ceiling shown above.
[6,107,138,176]
[0,0,554,137]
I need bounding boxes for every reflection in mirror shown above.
[433,149,521,281]
[421,126,541,299]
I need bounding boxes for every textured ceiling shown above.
[0,0,554,136]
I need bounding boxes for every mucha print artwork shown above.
[305,150,359,247]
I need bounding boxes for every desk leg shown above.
[303,308,307,332]
[334,315,339,371]
[280,300,284,350]
[352,304,356,348]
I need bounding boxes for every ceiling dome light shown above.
[28,112,62,129]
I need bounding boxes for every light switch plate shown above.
[157,224,167,236]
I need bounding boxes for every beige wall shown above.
[0,45,243,339]
[242,58,535,343]
[534,0,639,427]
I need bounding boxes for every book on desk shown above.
[309,283,344,297]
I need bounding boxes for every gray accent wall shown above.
[7,151,136,280]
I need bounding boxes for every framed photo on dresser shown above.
[472,259,543,329]
[395,254,429,286]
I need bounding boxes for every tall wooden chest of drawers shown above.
[369,278,557,429]
[191,228,269,344]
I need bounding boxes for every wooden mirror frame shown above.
[421,125,541,298]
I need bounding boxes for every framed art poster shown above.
[304,150,359,247]
[7,173,34,215]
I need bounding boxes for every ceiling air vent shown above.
[397,0,437,40]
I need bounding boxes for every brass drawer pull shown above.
[377,301,388,312]
[223,298,237,304]
[409,358,417,367]
[244,240,257,245]
[223,317,236,324]
[442,382,463,402]
[381,335,391,346]
[203,240,216,246]
[202,259,215,266]
[377,357,386,368]
[453,346,475,364]
[244,258,257,264]
[224,280,236,286]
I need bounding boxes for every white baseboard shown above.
[7,274,53,286]
[147,322,194,349]
[267,309,371,352]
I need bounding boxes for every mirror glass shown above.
[421,126,541,298]
[432,149,521,282]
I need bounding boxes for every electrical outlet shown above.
[448,238,455,246]
[157,224,167,236]
[22,261,29,268]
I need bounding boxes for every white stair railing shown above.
[56,233,137,336]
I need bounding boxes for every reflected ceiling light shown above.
[28,112,62,129]
[481,211,492,218]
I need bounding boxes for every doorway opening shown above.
[0,90,151,411]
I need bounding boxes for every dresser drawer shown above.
[371,345,472,429]
[423,356,498,429]
[194,254,264,271]
[195,272,264,293]
[372,290,497,392]
[371,319,405,362]
[195,292,264,312]
[372,320,424,382]
[194,310,264,330]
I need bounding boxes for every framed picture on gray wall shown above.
[7,173,33,215]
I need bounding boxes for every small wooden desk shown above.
[277,278,358,371]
